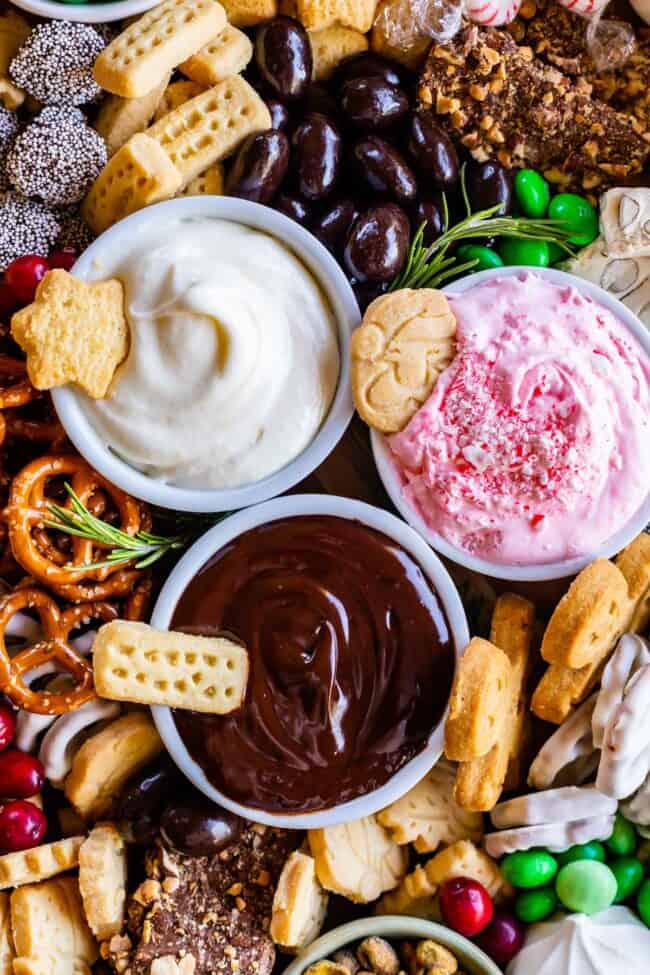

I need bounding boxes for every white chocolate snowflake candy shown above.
[601,188,650,259]
[593,634,650,748]
[484,814,616,857]
[597,666,650,799]
[491,786,616,830]
[528,693,598,790]
[621,770,650,827]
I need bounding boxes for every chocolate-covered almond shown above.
[340,77,409,130]
[408,112,459,188]
[343,203,410,282]
[353,136,417,201]
[226,131,289,204]
[292,112,342,200]
[255,17,312,101]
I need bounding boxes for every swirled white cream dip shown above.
[81,218,340,488]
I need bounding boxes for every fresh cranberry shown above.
[48,249,77,272]
[476,911,525,966]
[0,750,44,798]
[0,800,46,852]
[0,705,16,753]
[439,877,494,937]
[0,282,17,319]
[5,255,49,305]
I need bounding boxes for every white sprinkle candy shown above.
[6,106,107,207]
[0,192,60,272]
[9,20,106,106]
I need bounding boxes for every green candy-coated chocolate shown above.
[555,861,617,915]
[556,841,606,867]
[501,850,558,889]
[547,241,566,265]
[514,886,558,923]
[547,193,598,246]
[498,238,550,267]
[610,857,644,903]
[638,879,650,926]
[606,814,637,857]
[456,244,504,272]
[514,169,551,218]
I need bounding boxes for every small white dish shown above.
[52,196,358,512]
[372,265,650,583]
[150,493,470,830]
[281,916,502,975]
[10,0,159,24]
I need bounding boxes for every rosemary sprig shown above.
[390,204,576,292]
[44,484,208,570]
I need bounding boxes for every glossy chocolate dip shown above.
[172,515,455,814]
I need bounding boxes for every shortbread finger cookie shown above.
[377,863,439,918]
[528,692,598,790]
[0,11,29,109]
[64,712,163,820]
[181,162,224,195]
[94,0,227,98]
[377,759,483,854]
[308,816,408,903]
[222,0,277,23]
[82,133,183,235]
[350,288,457,434]
[425,840,510,901]
[309,26,368,81]
[490,785,617,830]
[94,75,170,157]
[146,75,271,188]
[93,620,249,713]
[444,638,510,762]
[153,79,204,120]
[79,824,127,941]
[484,814,617,858]
[11,876,97,975]
[11,270,129,399]
[541,558,628,670]
[616,532,650,633]
[0,894,13,975]
[270,851,328,951]
[592,634,650,748]
[284,0,377,31]
[0,837,84,890]
[180,25,253,86]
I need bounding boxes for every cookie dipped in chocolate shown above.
[172,515,454,814]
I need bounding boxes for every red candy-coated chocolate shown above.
[0,282,17,319]
[0,749,44,799]
[0,800,46,852]
[439,876,494,937]
[48,249,77,272]
[0,704,16,753]
[5,255,49,305]
[476,911,525,966]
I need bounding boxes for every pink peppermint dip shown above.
[388,273,650,566]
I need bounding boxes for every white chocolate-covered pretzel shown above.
[528,693,598,790]
[491,786,616,830]
[622,770,650,827]
[39,697,121,787]
[484,814,616,858]
[597,666,650,799]
[593,634,650,748]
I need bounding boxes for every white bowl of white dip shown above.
[52,197,358,512]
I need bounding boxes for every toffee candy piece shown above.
[9,21,105,106]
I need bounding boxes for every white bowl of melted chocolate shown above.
[150,495,469,829]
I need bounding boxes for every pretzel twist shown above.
[0,356,39,410]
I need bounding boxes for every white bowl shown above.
[9,0,159,23]
[150,493,470,830]
[372,265,650,583]
[281,917,502,975]
[52,196,358,512]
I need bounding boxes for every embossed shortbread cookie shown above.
[0,837,83,890]
[94,0,227,98]
[308,816,408,904]
[11,270,129,399]
[270,851,328,951]
[309,26,368,80]
[94,75,170,157]
[0,893,13,975]
[79,823,127,941]
[64,712,163,820]
[93,620,249,713]
[378,759,483,853]
[181,162,225,195]
[350,288,457,434]
[10,876,98,975]
[445,638,510,762]
[180,24,253,86]
[82,133,183,234]
[282,0,377,31]
[221,0,278,24]
[153,79,204,120]
[146,75,271,188]
[616,533,650,634]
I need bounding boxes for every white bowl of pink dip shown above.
[372,267,650,582]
